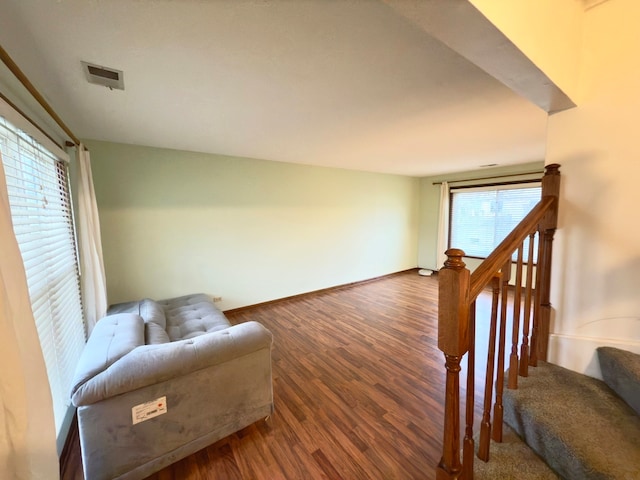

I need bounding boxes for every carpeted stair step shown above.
[503,361,640,479]
[473,424,560,480]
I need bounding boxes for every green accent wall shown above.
[87,140,420,309]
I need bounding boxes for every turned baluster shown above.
[478,276,500,461]
[436,249,470,480]
[508,245,524,389]
[492,261,511,443]
[530,235,544,367]
[462,302,476,480]
[519,232,536,377]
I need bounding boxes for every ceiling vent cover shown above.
[82,61,124,90]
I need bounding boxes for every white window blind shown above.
[449,183,541,260]
[0,116,85,435]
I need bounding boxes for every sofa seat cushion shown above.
[159,293,231,341]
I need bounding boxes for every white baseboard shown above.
[548,334,640,380]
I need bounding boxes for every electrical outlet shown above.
[212,296,222,302]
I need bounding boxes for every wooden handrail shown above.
[436,164,560,480]
[469,196,554,301]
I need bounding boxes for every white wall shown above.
[546,0,640,376]
[87,140,420,310]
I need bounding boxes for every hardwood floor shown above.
[63,270,452,479]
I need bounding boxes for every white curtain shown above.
[436,181,450,270]
[0,153,59,479]
[76,145,107,335]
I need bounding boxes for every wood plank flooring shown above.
[62,270,452,479]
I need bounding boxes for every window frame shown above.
[448,179,542,261]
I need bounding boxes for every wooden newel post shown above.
[436,248,470,480]
[532,164,560,364]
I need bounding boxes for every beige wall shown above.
[87,140,420,309]
[545,0,640,375]
[469,0,584,102]
[418,161,545,271]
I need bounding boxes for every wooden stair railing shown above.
[436,164,560,480]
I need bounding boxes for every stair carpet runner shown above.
[474,347,640,479]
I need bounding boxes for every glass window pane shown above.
[450,184,541,260]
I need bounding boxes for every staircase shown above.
[475,358,640,479]
[434,163,640,479]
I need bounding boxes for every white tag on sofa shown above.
[132,396,167,425]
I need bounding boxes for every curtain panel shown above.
[76,145,108,335]
[0,152,59,479]
[436,181,450,270]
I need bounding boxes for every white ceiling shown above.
[0,0,549,177]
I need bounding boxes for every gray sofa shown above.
[70,294,274,480]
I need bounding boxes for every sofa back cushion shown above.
[145,321,171,344]
[138,298,170,344]
[139,298,167,329]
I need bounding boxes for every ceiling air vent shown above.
[81,61,124,90]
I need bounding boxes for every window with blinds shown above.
[449,183,541,260]
[0,116,85,435]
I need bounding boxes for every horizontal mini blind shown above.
[0,116,85,435]
[450,183,541,260]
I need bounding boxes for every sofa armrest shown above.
[71,321,272,406]
[69,313,145,398]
